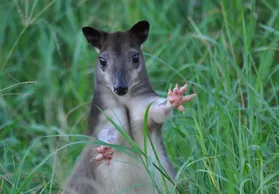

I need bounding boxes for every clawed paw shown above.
[168,83,196,112]
[93,145,115,165]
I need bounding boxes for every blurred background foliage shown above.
[0,0,279,193]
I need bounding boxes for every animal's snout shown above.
[113,71,128,96]
[113,86,128,96]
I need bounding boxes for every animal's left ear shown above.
[129,20,149,45]
[82,26,107,50]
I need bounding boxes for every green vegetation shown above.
[0,0,279,193]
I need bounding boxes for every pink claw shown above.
[94,145,115,165]
[104,148,114,155]
[173,84,179,94]
[95,154,104,161]
[167,82,196,112]
[179,83,188,95]
[182,94,197,103]
[177,105,185,113]
[96,146,105,153]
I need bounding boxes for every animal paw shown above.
[168,83,197,112]
[94,145,115,165]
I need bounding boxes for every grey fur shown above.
[63,21,176,194]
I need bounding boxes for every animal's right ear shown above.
[82,27,107,50]
[129,20,150,45]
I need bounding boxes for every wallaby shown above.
[63,20,196,194]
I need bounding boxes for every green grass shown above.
[0,0,279,193]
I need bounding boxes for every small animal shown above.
[64,20,196,194]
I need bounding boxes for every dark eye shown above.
[99,57,107,67]
[132,53,139,63]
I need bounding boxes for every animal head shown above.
[82,21,150,96]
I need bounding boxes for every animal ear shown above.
[82,27,107,49]
[129,20,149,45]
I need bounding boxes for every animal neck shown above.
[130,67,155,97]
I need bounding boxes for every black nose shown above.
[114,86,128,96]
